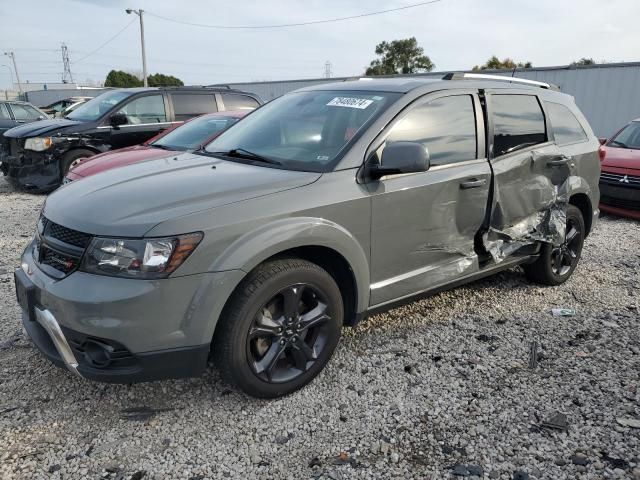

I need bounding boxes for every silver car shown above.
[15,74,600,397]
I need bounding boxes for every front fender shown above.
[210,217,371,312]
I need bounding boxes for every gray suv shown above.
[15,74,600,398]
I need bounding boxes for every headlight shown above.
[80,232,203,279]
[24,137,53,151]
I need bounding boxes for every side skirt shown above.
[354,254,535,324]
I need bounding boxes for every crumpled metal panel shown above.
[483,183,569,263]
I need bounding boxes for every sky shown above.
[0,0,639,89]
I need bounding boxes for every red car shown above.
[598,118,640,220]
[65,111,248,182]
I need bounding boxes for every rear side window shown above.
[117,94,167,124]
[221,93,259,111]
[491,95,546,157]
[0,103,10,119]
[10,103,41,121]
[385,95,477,166]
[171,94,217,121]
[545,101,587,145]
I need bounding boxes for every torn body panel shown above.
[1,136,108,192]
[484,145,571,262]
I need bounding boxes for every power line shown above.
[73,18,136,65]
[145,0,444,29]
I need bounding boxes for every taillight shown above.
[598,146,606,162]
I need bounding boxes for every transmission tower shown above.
[61,43,73,84]
[324,60,333,78]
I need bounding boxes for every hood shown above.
[3,118,83,138]
[68,145,172,178]
[44,152,321,237]
[601,146,640,172]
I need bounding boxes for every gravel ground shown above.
[0,176,639,480]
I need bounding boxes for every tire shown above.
[523,204,585,286]
[213,258,344,398]
[61,149,95,178]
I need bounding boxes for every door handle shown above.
[460,178,487,189]
[547,155,570,167]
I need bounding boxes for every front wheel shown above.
[523,204,585,285]
[61,149,95,179]
[213,258,344,398]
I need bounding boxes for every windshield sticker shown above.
[316,155,330,161]
[372,96,384,101]
[327,97,374,109]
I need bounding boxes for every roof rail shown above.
[442,72,560,91]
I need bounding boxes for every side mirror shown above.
[598,138,607,146]
[109,113,128,128]
[368,141,430,180]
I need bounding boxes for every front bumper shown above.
[599,170,640,220]
[1,143,63,192]
[18,243,245,383]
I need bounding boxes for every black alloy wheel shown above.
[214,258,343,398]
[524,204,585,285]
[247,283,331,383]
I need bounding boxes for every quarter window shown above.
[385,95,477,166]
[491,95,546,157]
[221,93,259,111]
[171,94,217,121]
[117,94,167,124]
[545,101,587,145]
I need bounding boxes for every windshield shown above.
[153,114,241,150]
[204,90,399,171]
[66,90,132,121]
[609,121,640,150]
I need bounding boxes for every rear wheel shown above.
[61,149,95,178]
[213,258,343,398]
[523,204,585,285]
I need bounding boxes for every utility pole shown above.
[126,8,148,87]
[3,51,22,95]
[324,60,333,79]
[61,43,74,84]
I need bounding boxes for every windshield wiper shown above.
[150,144,176,151]
[211,148,282,165]
[609,140,628,148]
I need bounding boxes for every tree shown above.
[472,56,532,71]
[104,70,143,88]
[147,73,184,87]
[365,37,434,76]
[571,57,595,66]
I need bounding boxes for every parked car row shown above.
[41,96,92,118]
[13,74,603,397]
[0,86,261,191]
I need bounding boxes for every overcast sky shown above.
[0,0,638,89]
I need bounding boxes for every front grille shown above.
[34,216,92,277]
[600,171,640,186]
[9,138,19,158]
[40,245,79,274]
[601,195,640,211]
[48,221,91,248]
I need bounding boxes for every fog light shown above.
[82,340,114,368]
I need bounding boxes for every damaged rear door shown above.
[369,91,490,305]
[483,91,570,261]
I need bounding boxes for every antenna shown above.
[61,43,74,84]
[324,60,333,79]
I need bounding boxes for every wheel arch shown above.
[569,192,593,237]
[209,217,370,328]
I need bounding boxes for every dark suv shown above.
[15,74,600,398]
[1,87,261,191]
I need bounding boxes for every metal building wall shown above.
[223,62,640,138]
